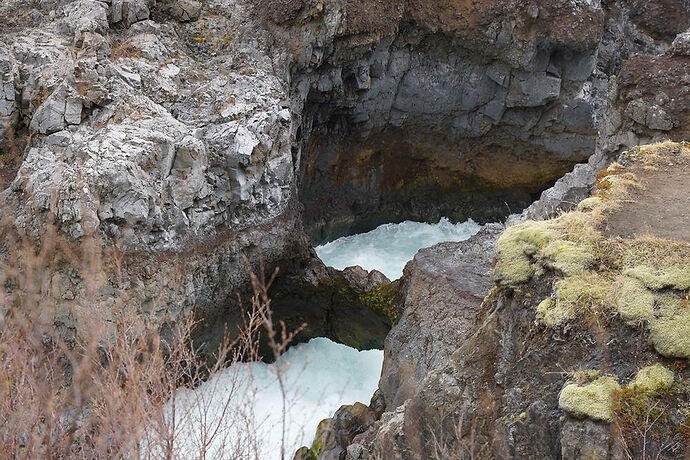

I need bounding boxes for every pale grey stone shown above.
[110,0,150,27]
[64,97,83,125]
[169,0,202,22]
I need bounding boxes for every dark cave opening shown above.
[290,27,597,245]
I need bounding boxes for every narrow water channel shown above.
[315,217,481,280]
[169,218,482,458]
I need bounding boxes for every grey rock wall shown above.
[1,0,688,356]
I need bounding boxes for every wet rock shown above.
[296,418,340,460]
[332,403,376,449]
[342,266,390,292]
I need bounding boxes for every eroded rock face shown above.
[293,0,609,242]
[280,0,689,243]
[1,0,688,366]
[334,143,690,460]
[379,223,504,411]
[513,28,690,222]
[0,42,18,160]
[0,2,303,361]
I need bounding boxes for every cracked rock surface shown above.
[0,0,688,386]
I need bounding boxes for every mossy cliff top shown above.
[558,363,677,423]
[494,141,690,359]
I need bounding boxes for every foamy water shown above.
[165,218,481,458]
[316,217,482,280]
[162,338,383,459]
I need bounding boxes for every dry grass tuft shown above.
[0,218,300,459]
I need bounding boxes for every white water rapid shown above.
[315,217,482,280]
[168,218,481,459]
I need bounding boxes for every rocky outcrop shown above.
[329,143,690,459]
[293,1,608,241]
[379,223,504,411]
[0,0,318,353]
[514,22,690,222]
[296,223,503,457]
[0,0,688,373]
[284,0,688,242]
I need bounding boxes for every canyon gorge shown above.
[1,0,689,458]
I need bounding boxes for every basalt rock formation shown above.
[1,2,690,451]
[309,142,690,460]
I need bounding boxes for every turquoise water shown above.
[168,218,482,458]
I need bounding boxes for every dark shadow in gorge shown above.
[293,26,598,245]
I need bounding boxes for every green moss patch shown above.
[558,376,621,422]
[543,272,614,326]
[541,240,595,277]
[624,264,690,291]
[358,284,398,325]
[576,196,603,212]
[648,312,690,359]
[615,276,655,326]
[494,221,555,287]
[629,364,675,392]
[536,298,562,327]
[495,142,690,360]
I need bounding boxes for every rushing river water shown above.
[165,338,383,459]
[315,217,482,280]
[170,218,481,459]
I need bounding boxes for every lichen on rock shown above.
[629,364,675,392]
[493,221,556,287]
[558,376,621,422]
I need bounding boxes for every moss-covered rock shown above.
[648,312,690,359]
[624,264,690,291]
[496,142,690,363]
[541,240,595,277]
[629,364,675,392]
[358,284,398,325]
[546,272,613,326]
[294,418,337,460]
[558,376,621,422]
[576,196,603,212]
[615,276,655,326]
[536,297,562,326]
[494,221,555,287]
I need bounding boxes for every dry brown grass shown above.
[111,41,143,60]
[0,218,300,459]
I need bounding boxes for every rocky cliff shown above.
[1,2,690,456]
[304,142,689,460]
[2,0,687,353]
